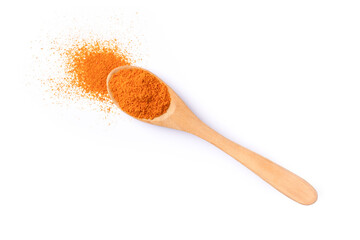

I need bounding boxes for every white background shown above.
[1,0,360,239]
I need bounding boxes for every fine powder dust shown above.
[41,38,138,113]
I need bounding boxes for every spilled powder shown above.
[41,38,139,113]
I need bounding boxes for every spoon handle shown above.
[190,120,318,205]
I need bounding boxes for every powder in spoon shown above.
[108,68,171,119]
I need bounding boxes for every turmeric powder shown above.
[44,38,135,112]
[108,68,171,119]
[64,39,133,103]
[43,38,170,119]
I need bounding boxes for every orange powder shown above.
[44,39,136,112]
[64,39,133,102]
[108,68,171,119]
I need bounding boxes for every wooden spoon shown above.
[107,66,318,205]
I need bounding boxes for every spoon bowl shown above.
[107,66,318,205]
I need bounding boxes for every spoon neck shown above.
[180,116,238,153]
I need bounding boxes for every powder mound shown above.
[109,68,171,120]
[63,39,134,103]
[42,38,136,113]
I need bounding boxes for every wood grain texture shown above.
[107,66,318,205]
